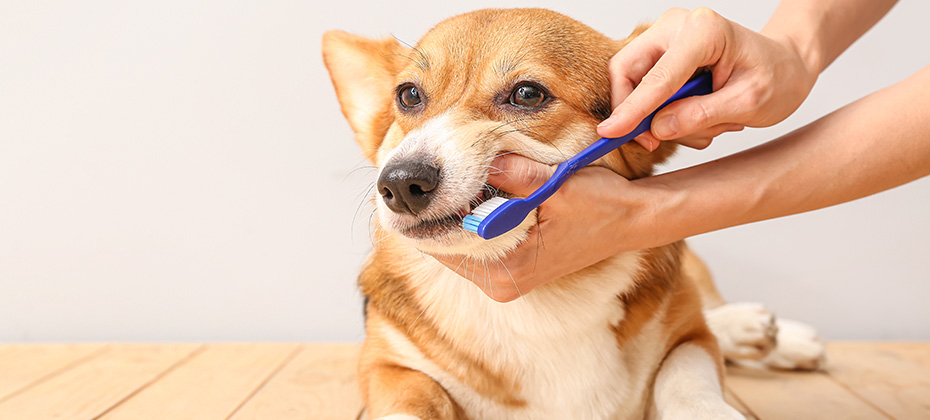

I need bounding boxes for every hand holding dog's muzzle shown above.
[430,154,662,302]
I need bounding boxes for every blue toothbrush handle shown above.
[523,71,714,205]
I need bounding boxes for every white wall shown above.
[0,0,927,342]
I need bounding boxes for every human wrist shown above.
[770,32,823,82]
[760,1,828,76]
[625,175,691,249]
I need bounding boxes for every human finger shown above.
[487,154,556,196]
[673,123,744,149]
[598,8,729,139]
[650,80,752,140]
[606,12,686,110]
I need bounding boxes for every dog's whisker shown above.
[492,150,535,159]
[408,301,432,333]
[371,231,395,249]
[344,165,378,180]
[488,116,537,135]
[369,211,396,250]
[474,116,548,148]
[497,257,523,300]
[390,52,419,66]
[487,261,495,301]
[390,34,430,70]
[506,123,569,160]
[351,182,376,240]
[367,209,377,246]
[453,255,468,274]
[533,214,545,272]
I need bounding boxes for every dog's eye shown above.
[509,83,546,109]
[398,85,423,109]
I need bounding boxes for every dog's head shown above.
[323,8,675,258]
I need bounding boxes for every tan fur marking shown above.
[614,242,725,387]
[360,349,465,419]
[359,234,527,408]
[682,243,727,309]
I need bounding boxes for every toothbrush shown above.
[463,71,714,239]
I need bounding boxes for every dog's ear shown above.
[322,31,407,162]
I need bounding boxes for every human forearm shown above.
[642,64,930,242]
[762,0,897,75]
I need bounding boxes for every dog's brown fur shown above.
[325,8,738,420]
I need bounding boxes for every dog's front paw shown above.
[705,302,778,361]
[763,318,826,371]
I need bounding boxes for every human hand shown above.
[431,154,662,302]
[598,7,819,150]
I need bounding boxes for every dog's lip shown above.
[396,184,504,239]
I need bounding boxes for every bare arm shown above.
[431,64,930,301]
[639,64,930,243]
[763,0,899,74]
[430,1,914,301]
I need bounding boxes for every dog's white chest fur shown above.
[380,251,667,420]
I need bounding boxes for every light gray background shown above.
[1,1,927,342]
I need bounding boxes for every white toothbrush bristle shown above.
[471,196,508,217]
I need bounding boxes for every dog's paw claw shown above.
[706,302,778,361]
[763,318,826,371]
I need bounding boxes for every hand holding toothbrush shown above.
[430,2,902,301]
[599,6,836,151]
[432,154,661,302]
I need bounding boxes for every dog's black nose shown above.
[377,161,440,215]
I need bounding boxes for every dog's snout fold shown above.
[377,161,440,215]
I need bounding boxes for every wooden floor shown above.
[0,342,927,419]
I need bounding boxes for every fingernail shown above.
[649,139,660,152]
[597,116,616,128]
[653,115,679,139]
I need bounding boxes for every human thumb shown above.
[487,154,555,197]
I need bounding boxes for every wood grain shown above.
[228,343,364,420]
[825,341,930,420]
[0,344,200,420]
[725,365,892,420]
[97,343,298,420]
[0,342,926,419]
[0,344,106,401]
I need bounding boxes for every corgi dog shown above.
[323,8,824,420]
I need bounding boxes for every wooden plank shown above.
[870,342,930,367]
[824,342,930,419]
[0,344,200,420]
[725,364,891,420]
[97,343,298,420]
[228,343,363,420]
[724,386,758,420]
[0,344,106,401]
